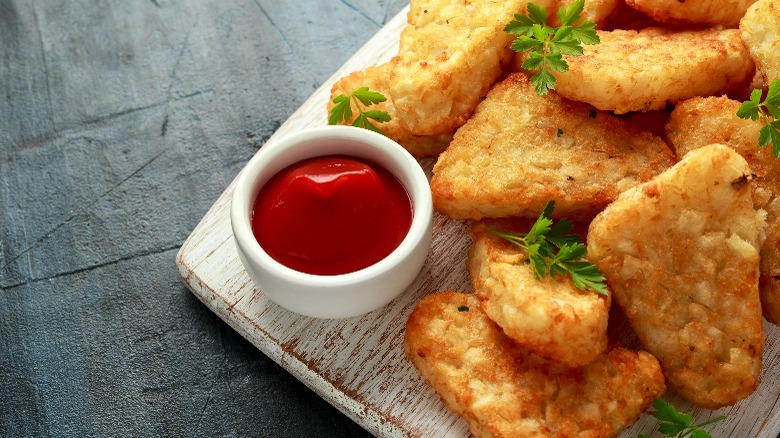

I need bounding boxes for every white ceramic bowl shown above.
[231,125,433,319]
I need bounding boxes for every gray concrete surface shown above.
[1,0,407,435]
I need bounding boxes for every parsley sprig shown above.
[329,87,391,135]
[636,399,725,438]
[505,0,600,95]
[488,201,607,294]
[737,79,780,158]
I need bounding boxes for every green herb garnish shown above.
[636,399,725,438]
[329,87,391,135]
[457,305,470,312]
[737,78,780,158]
[488,201,607,294]
[557,128,564,137]
[504,0,600,95]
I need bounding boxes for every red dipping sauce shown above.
[251,155,413,275]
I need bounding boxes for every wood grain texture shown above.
[177,5,780,438]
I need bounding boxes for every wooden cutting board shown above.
[175,6,780,437]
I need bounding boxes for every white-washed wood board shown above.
[175,6,780,437]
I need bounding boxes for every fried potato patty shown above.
[625,0,757,27]
[553,28,755,114]
[430,73,674,221]
[329,59,452,157]
[588,144,766,408]
[667,96,780,324]
[390,0,553,136]
[467,219,610,367]
[740,0,780,84]
[404,291,665,438]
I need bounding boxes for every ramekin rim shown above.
[230,125,432,290]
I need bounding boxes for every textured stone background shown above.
[0,0,407,435]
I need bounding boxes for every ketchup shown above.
[251,155,413,275]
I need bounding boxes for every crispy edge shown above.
[587,144,765,408]
[430,73,674,221]
[666,96,780,324]
[554,28,755,113]
[625,0,757,27]
[740,0,780,84]
[467,219,610,367]
[404,291,665,437]
[389,0,529,136]
[328,59,452,157]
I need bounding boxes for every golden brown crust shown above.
[625,0,757,27]
[553,28,755,114]
[328,59,453,158]
[430,73,674,221]
[666,96,780,324]
[404,291,666,438]
[467,219,610,367]
[588,144,766,408]
[740,0,780,85]
[667,97,772,170]
[761,219,780,323]
[390,0,556,136]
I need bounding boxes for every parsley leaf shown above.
[531,69,557,96]
[633,399,725,438]
[329,87,391,135]
[571,20,599,45]
[505,0,600,95]
[329,95,352,126]
[653,399,692,427]
[737,79,780,158]
[504,14,536,36]
[487,200,607,295]
[363,109,391,123]
[557,0,585,26]
[352,87,387,106]
[527,2,548,25]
